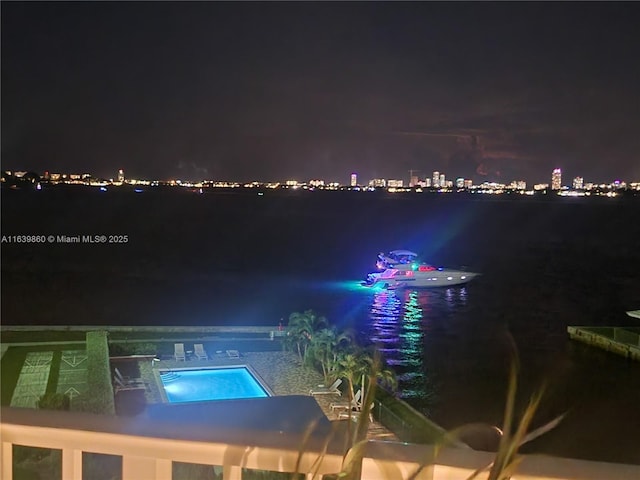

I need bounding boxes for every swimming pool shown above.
[159,366,271,403]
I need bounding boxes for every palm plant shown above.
[368,353,398,393]
[334,348,371,405]
[320,349,395,480]
[289,318,562,480]
[306,327,354,383]
[472,363,564,480]
[284,310,328,363]
[335,344,397,404]
[295,350,383,480]
[331,345,395,456]
[325,361,561,480]
[407,358,564,480]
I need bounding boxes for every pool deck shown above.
[127,350,397,440]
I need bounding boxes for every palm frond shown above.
[520,412,566,446]
[338,439,369,480]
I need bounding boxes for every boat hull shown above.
[363,271,479,289]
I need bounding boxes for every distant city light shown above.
[3,166,637,197]
[551,168,562,190]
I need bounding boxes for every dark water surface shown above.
[2,188,640,464]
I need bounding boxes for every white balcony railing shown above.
[2,407,639,480]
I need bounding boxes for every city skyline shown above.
[2,3,640,182]
[4,165,638,194]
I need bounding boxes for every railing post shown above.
[2,442,13,480]
[62,448,83,480]
[223,464,242,480]
[155,458,172,480]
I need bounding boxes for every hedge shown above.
[78,331,115,415]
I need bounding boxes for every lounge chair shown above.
[174,343,186,361]
[226,349,240,359]
[330,389,362,412]
[338,402,375,422]
[310,378,343,396]
[113,376,146,394]
[194,344,208,360]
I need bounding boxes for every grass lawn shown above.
[1,343,85,406]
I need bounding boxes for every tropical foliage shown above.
[284,310,397,400]
[284,310,562,480]
[283,310,328,363]
[305,327,353,383]
[406,357,564,480]
[467,363,564,480]
[284,310,400,479]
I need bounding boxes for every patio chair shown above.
[330,389,362,412]
[309,378,343,396]
[114,375,146,394]
[226,349,240,358]
[194,344,208,360]
[338,402,375,422]
[174,343,186,361]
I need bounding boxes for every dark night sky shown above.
[2,2,639,184]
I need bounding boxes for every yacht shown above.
[362,250,479,289]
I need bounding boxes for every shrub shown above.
[76,331,115,415]
[109,342,157,356]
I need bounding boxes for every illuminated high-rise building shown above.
[432,171,440,188]
[439,173,446,188]
[350,173,357,187]
[551,168,562,190]
[118,169,125,183]
[573,176,584,189]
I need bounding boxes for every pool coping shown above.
[153,364,275,404]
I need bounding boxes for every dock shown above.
[627,310,640,320]
[568,316,640,361]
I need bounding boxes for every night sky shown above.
[2,2,639,184]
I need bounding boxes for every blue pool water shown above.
[160,367,270,403]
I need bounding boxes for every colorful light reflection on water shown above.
[366,287,469,414]
[300,279,470,416]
